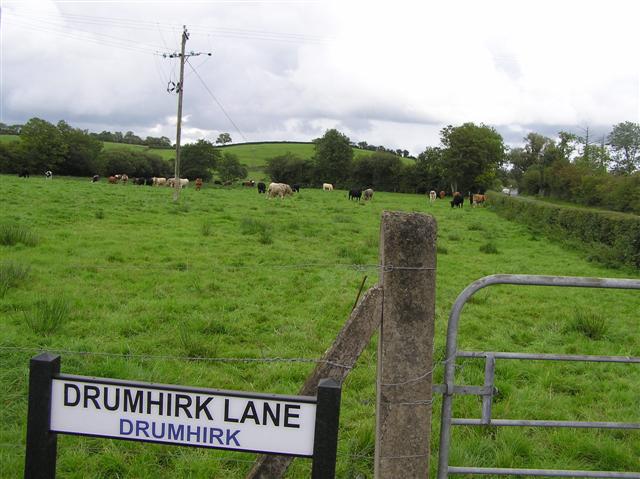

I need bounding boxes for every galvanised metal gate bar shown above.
[436,274,640,479]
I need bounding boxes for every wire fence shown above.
[0,345,358,370]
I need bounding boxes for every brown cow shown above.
[195,178,203,191]
[439,190,445,199]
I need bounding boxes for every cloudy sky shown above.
[1,0,639,154]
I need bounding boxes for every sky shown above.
[1,0,639,155]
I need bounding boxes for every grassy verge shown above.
[0,176,638,477]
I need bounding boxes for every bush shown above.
[487,192,640,268]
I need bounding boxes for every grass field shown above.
[1,175,639,478]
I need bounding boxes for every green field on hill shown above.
[1,175,638,477]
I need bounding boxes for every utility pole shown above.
[163,26,211,202]
[174,26,188,202]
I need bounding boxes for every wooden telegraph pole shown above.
[163,26,211,202]
[173,26,188,203]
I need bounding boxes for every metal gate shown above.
[436,274,640,478]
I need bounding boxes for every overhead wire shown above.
[8,10,329,45]
[186,58,249,142]
[8,17,170,56]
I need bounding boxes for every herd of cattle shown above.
[16,170,489,206]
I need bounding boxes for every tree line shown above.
[505,123,640,214]
[0,118,247,182]
[266,124,505,195]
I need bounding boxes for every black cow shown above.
[257,182,266,194]
[450,194,464,208]
[134,177,146,185]
[18,169,29,178]
[349,189,362,201]
[91,175,100,182]
[145,177,154,186]
[291,184,300,193]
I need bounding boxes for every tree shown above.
[56,121,103,176]
[217,153,247,182]
[440,123,505,193]
[20,117,67,173]
[607,121,640,174]
[354,151,404,191]
[180,139,219,180]
[265,152,312,184]
[313,129,353,185]
[414,146,445,192]
[216,133,232,145]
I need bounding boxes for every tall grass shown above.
[0,223,38,246]
[0,260,30,297]
[23,297,70,336]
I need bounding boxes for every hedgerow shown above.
[487,192,640,268]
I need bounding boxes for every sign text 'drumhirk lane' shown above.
[50,379,317,456]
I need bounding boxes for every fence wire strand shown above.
[0,346,355,369]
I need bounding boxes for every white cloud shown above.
[2,0,640,154]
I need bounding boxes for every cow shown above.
[363,188,374,200]
[502,188,510,195]
[473,194,486,207]
[44,170,53,180]
[91,175,100,183]
[108,176,118,184]
[154,177,167,186]
[18,169,29,178]
[145,177,154,186]
[291,184,300,193]
[179,178,189,188]
[348,189,362,201]
[429,190,437,203]
[267,182,293,198]
[450,192,464,208]
[439,190,445,199]
[322,183,333,191]
[134,177,146,185]
[120,174,128,184]
[257,182,266,194]
[195,178,203,191]
[242,180,255,187]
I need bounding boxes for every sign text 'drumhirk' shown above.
[50,378,317,456]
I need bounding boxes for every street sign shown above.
[25,354,341,479]
[51,376,317,456]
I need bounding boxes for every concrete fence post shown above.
[375,211,437,478]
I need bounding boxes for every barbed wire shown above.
[8,262,435,273]
[0,346,355,369]
[379,354,457,387]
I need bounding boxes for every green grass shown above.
[0,175,639,477]
[0,134,20,143]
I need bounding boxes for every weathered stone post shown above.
[375,211,437,478]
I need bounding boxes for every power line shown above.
[186,59,248,142]
[9,10,330,45]
[8,18,170,56]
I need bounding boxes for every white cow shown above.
[429,190,437,203]
[322,183,333,191]
[267,183,293,198]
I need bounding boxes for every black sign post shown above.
[24,353,60,479]
[311,378,342,479]
[24,354,342,478]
